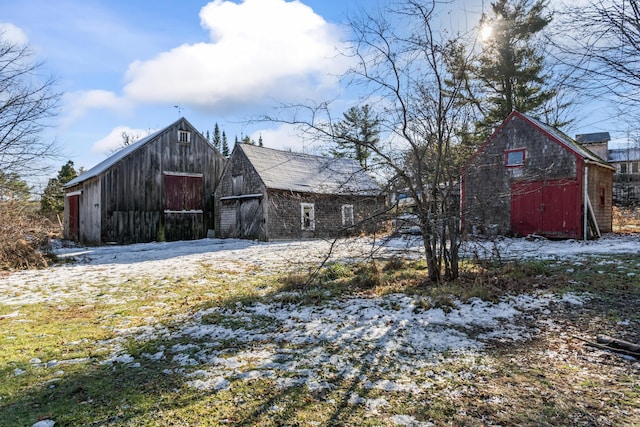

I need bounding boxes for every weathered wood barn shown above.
[63,118,226,244]
[215,144,385,241]
[462,111,614,239]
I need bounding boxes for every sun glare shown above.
[479,24,493,42]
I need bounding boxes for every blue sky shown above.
[0,0,627,183]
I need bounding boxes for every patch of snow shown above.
[186,376,230,391]
[391,414,434,426]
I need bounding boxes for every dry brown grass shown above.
[613,206,640,233]
[0,201,59,270]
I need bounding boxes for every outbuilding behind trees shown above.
[462,111,614,239]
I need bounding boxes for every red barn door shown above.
[68,195,79,240]
[511,179,579,238]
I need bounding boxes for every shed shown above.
[214,144,385,241]
[63,118,226,244]
[462,111,614,239]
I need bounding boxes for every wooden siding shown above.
[64,176,101,244]
[97,120,225,243]
[587,162,613,233]
[214,146,267,239]
[266,190,383,240]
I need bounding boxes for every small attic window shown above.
[178,129,191,144]
[505,148,526,167]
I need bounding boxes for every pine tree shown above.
[473,0,555,138]
[40,161,78,216]
[258,134,264,147]
[213,123,221,151]
[205,130,211,142]
[332,105,380,171]
[0,172,31,201]
[222,132,229,157]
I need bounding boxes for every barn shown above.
[462,111,614,239]
[63,118,226,244]
[214,144,385,241]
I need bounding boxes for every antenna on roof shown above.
[174,105,182,117]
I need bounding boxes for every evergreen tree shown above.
[213,123,221,151]
[472,0,555,138]
[222,131,229,157]
[331,105,380,171]
[0,172,31,202]
[205,130,211,142]
[258,134,263,147]
[40,160,78,216]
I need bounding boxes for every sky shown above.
[0,0,629,187]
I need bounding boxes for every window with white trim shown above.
[301,203,315,231]
[178,130,191,144]
[341,204,354,227]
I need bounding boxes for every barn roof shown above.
[609,147,640,162]
[575,132,611,144]
[237,144,381,196]
[64,118,196,188]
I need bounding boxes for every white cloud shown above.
[249,123,320,153]
[91,126,154,154]
[0,22,28,45]
[62,90,130,127]
[123,0,350,109]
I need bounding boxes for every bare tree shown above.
[0,31,61,177]
[264,1,473,282]
[553,0,640,107]
[109,131,142,154]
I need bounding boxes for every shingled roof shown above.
[237,144,381,196]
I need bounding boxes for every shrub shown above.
[0,201,58,270]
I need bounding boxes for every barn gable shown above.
[64,118,226,244]
[215,144,385,241]
[462,111,614,239]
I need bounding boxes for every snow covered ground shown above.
[2,233,638,426]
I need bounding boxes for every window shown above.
[301,203,315,231]
[633,162,639,174]
[621,163,628,174]
[232,174,243,196]
[599,186,606,206]
[341,204,354,227]
[505,148,526,167]
[178,130,191,144]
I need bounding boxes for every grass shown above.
[1,244,639,426]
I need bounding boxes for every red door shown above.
[511,179,579,238]
[68,195,79,240]
[510,182,543,236]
